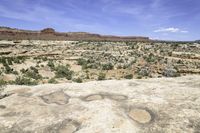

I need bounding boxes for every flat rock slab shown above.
[0,75,200,133]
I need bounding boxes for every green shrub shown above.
[25,70,42,80]
[136,75,142,79]
[117,65,122,69]
[13,57,20,64]
[83,63,99,69]
[0,56,26,65]
[22,67,42,80]
[73,78,83,83]
[138,67,150,77]
[77,58,87,66]
[86,74,90,79]
[0,79,7,88]
[102,63,114,70]
[14,77,38,85]
[145,53,156,63]
[162,67,180,77]
[4,64,13,74]
[55,65,73,80]
[20,68,27,74]
[47,60,55,70]
[48,78,58,84]
[42,57,48,61]
[30,66,39,73]
[16,56,26,63]
[7,58,13,65]
[98,73,106,80]
[77,58,88,69]
[77,58,99,69]
[0,57,7,65]
[124,74,133,79]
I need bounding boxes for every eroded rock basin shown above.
[0,75,200,133]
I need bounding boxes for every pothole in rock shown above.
[0,105,6,109]
[43,119,81,133]
[84,94,104,101]
[108,94,128,101]
[40,91,70,105]
[59,122,79,133]
[0,124,24,133]
[128,82,139,87]
[1,112,19,117]
[18,92,33,97]
[0,93,13,100]
[1,111,30,117]
[128,108,153,124]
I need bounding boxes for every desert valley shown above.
[0,27,200,133]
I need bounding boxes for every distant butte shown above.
[0,26,150,41]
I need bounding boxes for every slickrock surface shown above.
[0,75,200,133]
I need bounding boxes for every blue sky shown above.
[0,0,199,41]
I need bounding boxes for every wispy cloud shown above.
[0,0,108,32]
[154,27,188,33]
[102,1,150,19]
[101,0,188,27]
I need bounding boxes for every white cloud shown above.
[154,27,188,33]
[154,27,179,33]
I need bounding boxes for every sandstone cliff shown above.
[0,27,150,41]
